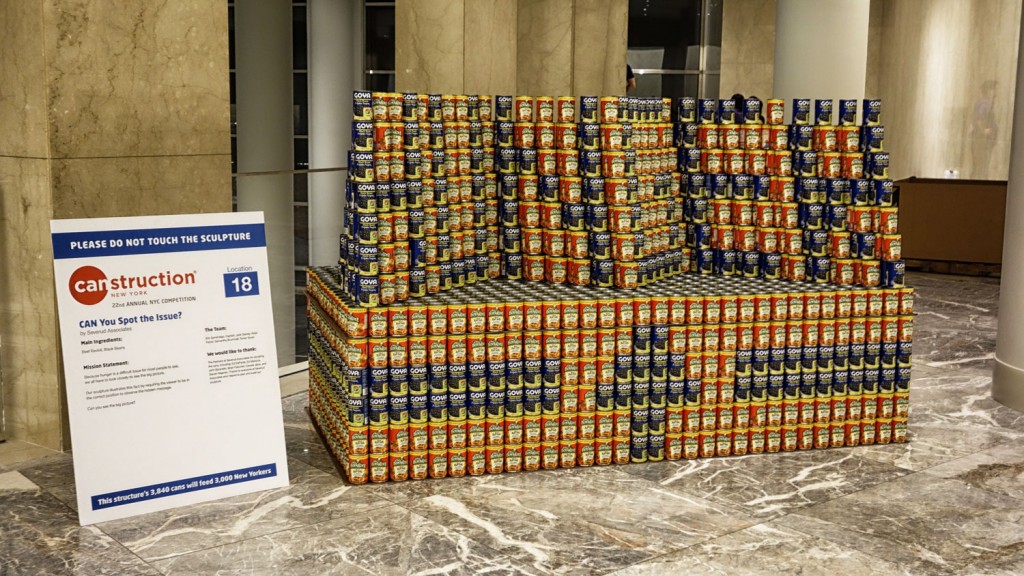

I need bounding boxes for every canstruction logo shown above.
[68,266,197,305]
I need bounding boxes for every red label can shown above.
[557,149,579,177]
[595,438,614,465]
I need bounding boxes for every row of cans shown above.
[498,173,680,207]
[687,248,906,288]
[343,94,507,306]
[309,269,914,341]
[348,173,499,214]
[497,121,675,151]
[687,200,899,236]
[348,147,498,182]
[354,92,494,123]
[680,147,889,180]
[316,415,909,484]
[676,121,884,154]
[676,97,881,127]
[683,173,895,207]
[354,92,673,126]
[308,292,910,484]
[493,146,679,178]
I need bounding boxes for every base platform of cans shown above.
[307,266,912,484]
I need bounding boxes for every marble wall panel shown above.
[0,1,50,159]
[572,0,628,97]
[864,0,883,98]
[395,0,465,94]
[516,0,574,96]
[464,0,518,96]
[719,0,776,100]
[877,0,1020,181]
[41,0,231,159]
[0,157,64,450]
[49,155,233,220]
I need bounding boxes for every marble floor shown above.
[2,271,1023,575]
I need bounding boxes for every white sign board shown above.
[51,212,289,525]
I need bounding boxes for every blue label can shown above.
[792,99,811,125]
[579,96,599,123]
[718,98,738,124]
[862,99,881,126]
[875,179,895,206]
[676,96,696,123]
[838,100,858,126]
[698,99,716,123]
[753,175,771,200]
[850,178,871,206]
[815,99,833,125]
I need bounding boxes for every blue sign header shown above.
[52,224,266,259]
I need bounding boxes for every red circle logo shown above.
[69,266,108,305]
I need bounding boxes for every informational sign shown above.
[51,212,289,525]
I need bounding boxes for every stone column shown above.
[235,0,295,366]
[773,0,870,122]
[993,5,1024,412]
[464,0,519,96]
[720,0,776,101]
[516,0,574,96]
[571,0,629,97]
[0,0,232,450]
[309,0,363,266]
[395,0,466,94]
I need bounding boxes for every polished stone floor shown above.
[2,271,1022,575]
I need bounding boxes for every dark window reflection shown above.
[295,138,308,169]
[704,0,723,48]
[294,202,309,267]
[366,5,395,70]
[294,73,308,135]
[294,172,308,203]
[366,73,396,92]
[228,6,235,69]
[628,0,701,70]
[293,5,307,69]
[632,73,700,101]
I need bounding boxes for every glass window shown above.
[294,291,308,362]
[703,72,720,101]
[294,138,308,170]
[366,73,396,92]
[293,5,307,70]
[228,6,235,70]
[628,0,702,70]
[230,73,236,135]
[294,172,308,203]
[294,73,308,136]
[627,0,722,99]
[294,202,309,269]
[631,72,700,101]
[365,5,395,71]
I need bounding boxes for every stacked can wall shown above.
[675,97,903,288]
[341,92,504,308]
[308,268,912,484]
[315,92,914,485]
[495,96,686,288]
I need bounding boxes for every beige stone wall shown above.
[465,0,519,95]
[873,0,1020,181]
[572,0,629,97]
[0,0,232,449]
[395,0,466,94]
[396,0,628,97]
[719,0,776,101]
